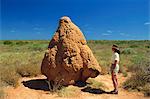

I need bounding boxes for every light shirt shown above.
[111,52,119,64]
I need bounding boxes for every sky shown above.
[1,0,150,40]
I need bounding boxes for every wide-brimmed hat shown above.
[112,44,119,50]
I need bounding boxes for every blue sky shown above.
[1,0,150,40]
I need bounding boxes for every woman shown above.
[111,44,120,94]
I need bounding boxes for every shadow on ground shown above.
[22,79,49,91]
[22,79,112,94]
[74,81,88,87]
[81,87,111,94]
[22,79,87,91]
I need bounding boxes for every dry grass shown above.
[57,86,80,97]
[0,40,149,96]
[0,41,44,88]
[0,89,5,99]
[0,66,20,87]
[87,78,107,90]
[123,60,150,96]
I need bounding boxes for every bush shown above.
[128,55,149,72]
[129,44,138,48]
[3,41,13,45]
[123,62,150,96]
[16,41,28,45]
[121,48,136,54]
[16,64,41,77]
[145,45,150,48]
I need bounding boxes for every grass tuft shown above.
[57,86,80,97]
[87,78,107,89]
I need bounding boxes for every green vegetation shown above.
[0,40,150,96]
[0,40,47,88]
[121,48,136,54]
[3,40,13,45]
[87,40,150,96]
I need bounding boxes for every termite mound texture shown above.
[41,16,101,86]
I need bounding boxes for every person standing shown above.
[111,44,120,94]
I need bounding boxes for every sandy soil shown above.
[3,73,148,99]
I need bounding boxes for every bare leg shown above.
[111,71,118,93]
[111,71,115,90]
[113,75,117,91]
[114,74,118,91]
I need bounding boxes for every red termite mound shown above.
[41,16,101,86]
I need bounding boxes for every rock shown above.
[41,16,101,86]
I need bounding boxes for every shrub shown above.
[145,45,150,48]
[46,79,64,92]
[3,41,13,45]
[123,62,150,96]
[16,41,28,45]
[128,55,149,72]
[130,44,138,48]
[16,64,41,77]
[121,48,136,54]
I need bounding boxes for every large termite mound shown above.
[41,16,101,86]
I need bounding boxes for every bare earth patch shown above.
[4,73,147,99]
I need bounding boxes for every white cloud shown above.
[144,22,150,25]
[107,30,113,33]
[101,30,113,36]
[102,33,111,36]
[119,33,131,37]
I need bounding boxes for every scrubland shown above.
[0,40,149,98]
